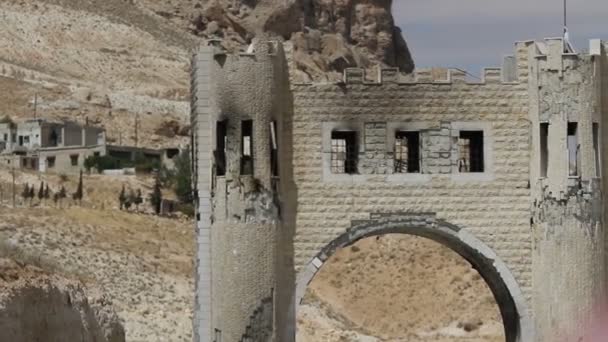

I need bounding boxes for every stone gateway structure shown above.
[191,38,608,342]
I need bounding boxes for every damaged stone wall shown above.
[291,41,534,308]
[355,121,479,176]
[531,182,605,342]
[528,39,606,342]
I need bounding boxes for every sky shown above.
[393,0,608,75]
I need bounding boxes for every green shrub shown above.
[176,203,195,217]
[84,155,121,173]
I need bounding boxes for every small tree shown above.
[84,155,96,174]
[149,173,162,215]
[38,181,44,203]
[21,184,30,204]
[124,196,132,211]
[28,186,34,205]
[44,184,51,200]
[173,149,193,204]
[55,186,67,207]
[72,170,84,205]
[119,184,127,210]
[134,189,143,211]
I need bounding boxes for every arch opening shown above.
[294,218,532,342]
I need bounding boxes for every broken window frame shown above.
[567,122,579,177]
[241,120,254,175]
[458,131,485,173]
[394,131,421,173]
[331,130,358,174]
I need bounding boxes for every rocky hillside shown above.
[0,168,194,341]
[0,257,125,342]
[0,0,413,150]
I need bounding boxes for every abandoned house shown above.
[0,118,106,173]
[191,37,608,342]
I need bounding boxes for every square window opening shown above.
[458,131,484,173]
[241,120,253,175]
[331,131,358,174]
[567,122,579,176]
[270,121,279,177]
[394,131,421,173]
[70,154,79,166]
[47,156,55,169]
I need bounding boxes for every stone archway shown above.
[295,214,534,342]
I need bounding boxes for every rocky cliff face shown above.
[139,0,415,81]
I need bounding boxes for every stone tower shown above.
[528,38,607,341]
[191,40,295,342]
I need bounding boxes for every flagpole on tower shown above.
[563,0,574,53]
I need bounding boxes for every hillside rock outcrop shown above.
[0,258,125,342]
[147,0,414,81]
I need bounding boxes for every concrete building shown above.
[191,38,608,342]
[0,118,106,173]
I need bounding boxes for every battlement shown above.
[339,65,516,85]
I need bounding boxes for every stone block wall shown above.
[290,79,533,307]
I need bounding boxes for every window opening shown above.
[241,120,253,175]
[270,121,279,177]
[593,123,600,177]
[331,131,358,174]
[70,154,79,166]
[394,131,421,173]
[47,156,55,168]
[215,120,227,176]
[540,123,549,177]
[458,131,484,172]
[567,122,579,176]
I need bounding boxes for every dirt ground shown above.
[0,168,193,342]
[297,234,505,342]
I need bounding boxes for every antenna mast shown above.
[564,0,567,29]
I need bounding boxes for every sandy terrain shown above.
[297,235,505,342]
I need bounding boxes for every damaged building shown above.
[0,118,106,173]
[191,37,608,342]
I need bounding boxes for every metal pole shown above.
[564,0,567,29]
